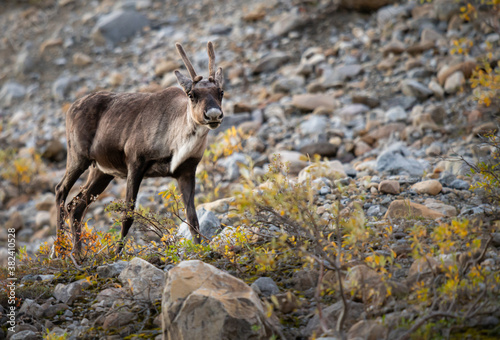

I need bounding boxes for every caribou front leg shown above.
[177,171,202,244]
[117,162,146,254]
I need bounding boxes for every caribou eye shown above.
[187,92,194,100]
[220,90,224,97]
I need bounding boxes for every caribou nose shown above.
[205,108,223,121]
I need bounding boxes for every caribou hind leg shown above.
[67,167,114,256]
[53,158,91,258]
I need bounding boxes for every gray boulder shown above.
[54,279,91,305]
[94,10,149,44]
[376,143,424,176]
[252,52,290,74]
[52,75,79,100]
[118,257,165,302]
[177,207,221,242]
[162,260,276,340]
[97,260,129,278]
[300,115,329,135]
[218,152,250,181]
[0,82,26,107]
[251,277,280,297]
[401,79,433,101]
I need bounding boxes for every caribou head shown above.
[174,42,224,130]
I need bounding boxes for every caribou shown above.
[54,42,224,256]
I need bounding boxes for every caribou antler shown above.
[176,43,202,82]
[207,41,216,82]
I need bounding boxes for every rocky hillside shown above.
[0,0,499,339]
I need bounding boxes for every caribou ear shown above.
[174,70,192,93]
[215,67,224,89]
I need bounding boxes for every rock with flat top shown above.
[162,260,276,340]
[385,200,445,219]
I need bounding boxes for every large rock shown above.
[444,71,465,94]
[304,300,364,337]
[352,93,380,108]
[437,61,476,85]
[321,64,363,87]
[94,287,129,308]
[102,311,137,331]
[434,0,461,21]
[93,10,149,44]
[407,256,441,279]
[292,93,336,111]
[362,123,406,145]
[251,277,280,297]
[401,79,433,100]
[35,211,51,228]
[376,143,424,176]
[162,260,276,340]
[377,5,408,26]
[411,180,442,195]
[35,193,55,211]
[252,52,290,74]
[300,142,338,158]
[177,207,221,242]
[420,27,444,44]
[118,257,165,302]
[218,152,249,181]
[298,161,346,183]
[15,43,36,75]
[340,0,398,11]
[300,115,330,134]
[10,330,38,340]
[385,200,445,219]
[52,75,79,100]
[272,9,308,36]
[271,76,305,94]
[97,260,128,278]
[0,82,26,108]
[424,198,457,217]
[337,104,370,119]
[378,180,400,195]
[53,279,91,305]
[345,265,408,305]
[385,106,407,123]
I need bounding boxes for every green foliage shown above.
[43,329,69,340]
[405,218,499,337]
[455,1,499,106]
[196,126,246,203]
[470,47,500,107]
[467,133,500,205]
[233,154,366,259]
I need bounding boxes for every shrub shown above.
[0,147,43,194]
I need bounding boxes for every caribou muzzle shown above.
[204,107,223,129]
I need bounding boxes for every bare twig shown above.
[315,261,329,334]
[68,252,83,271]
[335,199,347,338]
